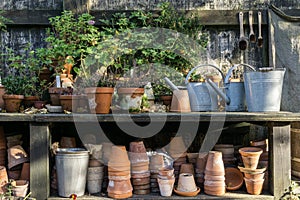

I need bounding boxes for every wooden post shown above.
[268,122,291,200]
[63,0,90,14]
[30,122,50,200]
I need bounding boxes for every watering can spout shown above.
[206,78,230,104]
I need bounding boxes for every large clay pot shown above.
[87,166,104,194]
[129,141,149,165]
[204,180,226,196]
[107,179,133,197]
[239,147,263,170]
[150,154,164,171]
[3,94,24,113]
[85,87,114,114]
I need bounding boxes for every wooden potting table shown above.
[1,112,296,199]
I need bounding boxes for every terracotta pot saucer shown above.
[238,165,266,174]
[174,187,200,197]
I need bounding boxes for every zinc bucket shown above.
[55,148,89,197]
[244,69,285,112]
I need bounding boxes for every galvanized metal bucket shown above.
[224,64,255,111]
[244,68,285,112]
[55,148,89,197]
[185,64,224,111]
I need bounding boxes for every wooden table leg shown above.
[30,122,50,200]
[268,122,291,200]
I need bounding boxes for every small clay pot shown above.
[244,172,265,180]
[244,177,264,195]
[11,180,29,197]
[158,167,174,177]
[150,154,164,171]
[108,145,130,164]
[205,151,225,174]
[168,136,186,155]
[157,176,175,197]
[131,161,149,172]
[132,177,150,186]
[225,167,244,191]
[177,173,197,192]
[131,171,150,179]
[250,139,268,152]
[239,147,263,170]
[196,152,208,173]
[180,163,195,175]
[108,191,132,199]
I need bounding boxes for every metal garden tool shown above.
[257,11,263,47]
[238,12,248,50]
[249,11,256,43]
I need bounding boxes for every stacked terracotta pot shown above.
[129,141,150,195]
[168,136,187,183]
[86,143,104,194]
[214,144,236,166]
[157,167,175,196]
[239,146,265,195]
[107,145,133,199]
[149,153,164,193]
[250,139,269,190]
[0,126,6,166]
[204,151,226,196]
[195,152,208,188]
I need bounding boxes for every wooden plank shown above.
[0,113,34,121]
[4,9,298,26]
[30,122,50,200]
[63,0,90,14]
[268,122,291,199]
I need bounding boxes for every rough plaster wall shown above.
[0,0,62,10]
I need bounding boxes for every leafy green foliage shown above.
[0,10,12,32]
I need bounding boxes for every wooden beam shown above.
[268,122,291,199]
[30,122,50,200]
[5,9,300,26]
[63,0,90,14]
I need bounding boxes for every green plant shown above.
[45,10,101,74]
[0,10,12,32]
[1,45,51,96]
[76,2,207,93]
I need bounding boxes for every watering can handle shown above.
[224,63,256,84]
[185,64,225,85]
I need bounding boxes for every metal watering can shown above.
[206,63,255,111]
[185,64,225,111]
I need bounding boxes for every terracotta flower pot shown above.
[150,154,164,171]
[48,87,70,106]
[3,94,24,113]
[131,161,149,172]
[159,95,172,106]
[117,87,144,112]
[107,179,133,197]
[132,176,150,186]
[196,152,208,173]
[34,100,46,109]
[60,137,76,148]
[23,96,39,108]
[11,180,29,197]
[204,180,226,196]
[85,87,114,114]
[129,141,149,165]
[157,176,175,197]
[250,139,268,152]
[180,163,195,175]
[177,173,197,192]
[244,177,264,195]
[244,171,265,180]
[20,162,30,181]
[158,167,174,178]
[168,136,186,155]
[224,167,244,191]
[205,151,225,175]
[0,166,8,194]
[108,145,129,164]
[0,86,5,110]
[239,147,263,170]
